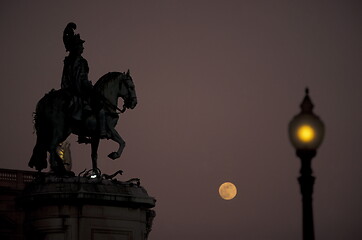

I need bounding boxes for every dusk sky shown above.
[1,1,362,239]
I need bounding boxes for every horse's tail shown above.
[32,90,49,133]
[29,94,49,171]
[29,141,48,171]
[32,111,39,134]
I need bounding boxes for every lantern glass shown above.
[289,112,324,150]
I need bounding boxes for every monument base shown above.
[18,175,156,240]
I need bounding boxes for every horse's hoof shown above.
[108,152,120,160]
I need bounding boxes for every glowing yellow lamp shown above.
[297,125,315,142]
[289,88,324,150]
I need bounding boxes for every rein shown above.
[104,99,126,114]
[96,92,126,114]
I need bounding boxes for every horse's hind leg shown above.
[91,137,100,176]
[49,147,66,174]
[108,129,125,160]
[49,130,69,174]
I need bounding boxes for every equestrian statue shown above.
[29,22,137,176]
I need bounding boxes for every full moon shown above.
[219,182,237,200]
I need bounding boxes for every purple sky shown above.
[1,1,362,239]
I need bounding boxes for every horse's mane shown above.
[94,72,122,92]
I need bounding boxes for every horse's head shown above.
[119,70,137,110]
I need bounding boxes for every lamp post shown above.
[288,88,325,240]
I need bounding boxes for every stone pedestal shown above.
[18,176,156,240]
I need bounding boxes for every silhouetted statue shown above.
[29,23,137,175]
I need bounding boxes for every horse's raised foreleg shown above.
[108,129,125,160]
[91,137,100,175]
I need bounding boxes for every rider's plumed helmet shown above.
[63,22,85,52]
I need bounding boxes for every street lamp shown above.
[288,88,325,240]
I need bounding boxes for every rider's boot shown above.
[78,136,91,144]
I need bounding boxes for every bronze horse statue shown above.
[29,71,137,175]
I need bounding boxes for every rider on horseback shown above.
[61,23,107,140]
[29,22,137,174]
